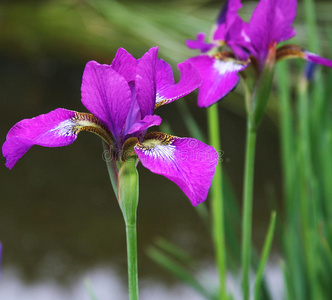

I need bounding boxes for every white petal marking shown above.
[141,144,176,161]
[155,92,163,104]
[213,60,244,76]
[50,119,77,137]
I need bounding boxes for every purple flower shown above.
[186,0,332,108]
[248,0,297,65]
[2,47,219,206]
[248,0,332,69]
[186,0,251,107]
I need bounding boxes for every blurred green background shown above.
[0,0,331,299]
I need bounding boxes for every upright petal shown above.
[214,0,243,40]
[249,0,297,62]
[216,0,242,26]
[226,18,252,60]
[2,108,111,169]
[110,48,138,82]
[155,61,201,108]
[155,59,174,89]
[135,132,219,206]
[277,0,297,32]
[187,54,249,107]
[136,47,158,118]
[81,61,132,145]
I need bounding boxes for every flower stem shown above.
[241,123,257,300]
[207,105,227,300]
[126,224,138,300]
[118,157,139,300]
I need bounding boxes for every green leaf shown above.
[146,246,215,300]
[253,212,277,300]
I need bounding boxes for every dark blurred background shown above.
[0,0,331,299]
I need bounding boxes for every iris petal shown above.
[155,61,201,108]
[81,61,132,145]
[2,108,111,169]
[135,132,218,206]
[136,47,158,118]
[186,33,215,53]
[276,44,332,68]
[304,52,332,68]
[126,115,162,136]
[156,59,175,89]
[110,48,137,82]
[187,54,249,107]
[215,0,243,38]
[249,0,297,62]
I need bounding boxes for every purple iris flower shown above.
[248,0,332,70]
[186,0,332,108]
[186,0,251,107]
[2,47,219,206]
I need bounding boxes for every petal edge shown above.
[135,132,218,206]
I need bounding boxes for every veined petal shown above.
[136,47,158,118]
[187,54,249,107]
[110,48,137,82]
[155,61,201,108]
[81,61,132,145]
[249,0,297,62]
[135,132,219,206]
[2,108,111,169]
[126,115,162,136]
[276,44,332,68]
[186,33,215,53]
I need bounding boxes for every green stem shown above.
[126,224,138,300]
[241,123,257,300]
[118,158,139,300]
[207,105,227,300]
[102,141,118,198]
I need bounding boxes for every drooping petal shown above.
[136,47,158,118]
[304,52,332,68]
[155,61,202,108]
[81,61,132,145]
[2,108,112,169]
[110,47,138,82]
[249,0,297,62]
[126,115,162,135]
[186,33,215,53]
[276,44,332,68]
[187,54,249,107]
[135,132,218,206]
